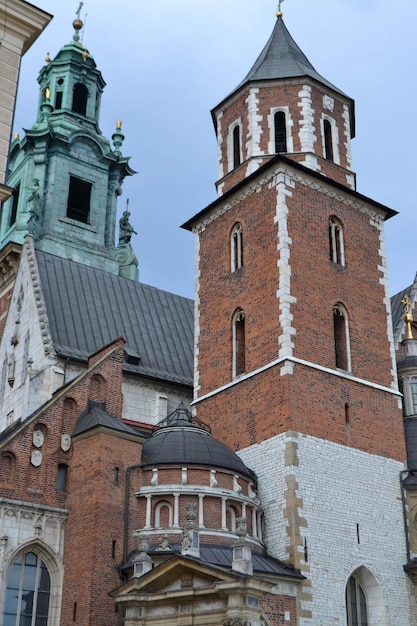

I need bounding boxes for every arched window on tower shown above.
[346,575,368,625]
[4,550,51,626]
[233,125,241,169]
[333,303,351,371]
[232,309,246,378]
[329,217,345,266]
[231,223,243,272]
[72,82,88,116]
[323,119,334,161]
[274,111,287,153]
[411,377,417,415]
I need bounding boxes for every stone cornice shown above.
[0,0,52,54]
[184,158,394,234]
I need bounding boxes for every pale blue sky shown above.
[13,0,417,298]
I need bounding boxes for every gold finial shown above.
[277,0,285,17]
[45,87,51,100]
[402,294,414,340]
[13,133,19,141]
[82,48,88,62]
[45,51,51,63]
[116,120,122,129]
[73,2,84,37]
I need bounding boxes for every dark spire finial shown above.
[277,0,285,18]
[73,3,84,41]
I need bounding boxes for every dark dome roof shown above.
[141,403,253,479]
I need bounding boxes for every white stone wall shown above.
[0,239,57,431]
[121,376,191,425]
[238,432,417,625]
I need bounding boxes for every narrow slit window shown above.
[329,217,345,266]
[324,119,334,161]
[57,464,68,492]
[9,183,20,227]
[333,304,351,371]
[55,91,63,109]
[67,176,92,223]
[233,125,241,168]
[274,111,287,153]
[231,223,243,272]
[233,310,246,377]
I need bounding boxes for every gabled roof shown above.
[36,250,194,387]
[235,16,347,97]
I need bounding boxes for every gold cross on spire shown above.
[277,0,285,17]
[402,294,414,340]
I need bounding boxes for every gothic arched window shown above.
[329,217,345,266]
[231,223,243,272]
[333,303,351,371]
[346,575,368,625]
[4,550,51,626]
[233,125,241,168]
[274,111,287,153]
[233,309,246,377]
[324,119,334,161]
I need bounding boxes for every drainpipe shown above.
[123,463,142,572]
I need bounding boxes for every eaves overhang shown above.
[182,154,396,232]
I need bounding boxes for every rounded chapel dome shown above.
[141,403,253,479]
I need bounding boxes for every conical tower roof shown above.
[236,16,347,96]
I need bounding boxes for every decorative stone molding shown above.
[24,236,54,356]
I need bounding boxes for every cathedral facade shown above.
[0,5,416,626]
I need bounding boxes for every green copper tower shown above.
[1,16,138,279]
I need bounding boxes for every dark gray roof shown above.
[125,543,303,580]
[142,403,253,479]
[235,17,347,97]
[36,251,194,386]
[72,399,140,437]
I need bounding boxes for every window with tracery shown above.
[329,217,345,266]
[4,551,51,626]
[346,575,368,626]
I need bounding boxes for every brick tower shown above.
[183,11,416,625]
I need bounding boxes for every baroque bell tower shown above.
[0,12,138,280]
[184,6,416,625]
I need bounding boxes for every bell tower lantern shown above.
[1,15,138,280]
[212,11,356,196]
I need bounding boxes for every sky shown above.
[12,0,417,299]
